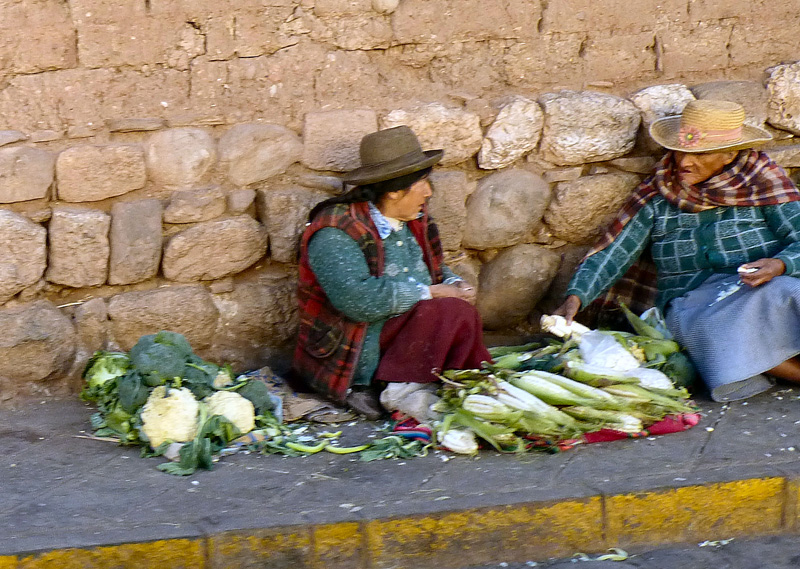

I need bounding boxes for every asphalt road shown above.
[466,534,800,569]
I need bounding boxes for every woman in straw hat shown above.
[555,99,800,402]
[293,126,491,419]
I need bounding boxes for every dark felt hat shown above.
[342,126,444,186]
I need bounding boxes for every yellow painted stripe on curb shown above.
[785,478,800,532]
[208,528,312,569]
[606,478,785,546]
[4,477,798,568]
[365,498,604,569]
[312,522,364,569]
[17,539,204,569]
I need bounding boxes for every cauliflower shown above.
[204,391,255,435]
[140,386,200,449]
[212,368,234,389]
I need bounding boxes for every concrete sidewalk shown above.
[2,385,800,569]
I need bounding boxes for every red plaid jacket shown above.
[293,201,445,403]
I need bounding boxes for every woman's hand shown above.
[738,258,786,287]
[553,294,582,324]
[429,282,477,305]
[455,280,478,305]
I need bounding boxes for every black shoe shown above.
[345,389,384,420]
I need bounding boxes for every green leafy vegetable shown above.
[234,378,276,415]
[117,371,150,414]
[81,351,131,399]
[131,341,186,385]
[358,436,431,462]
[155,404,238,476]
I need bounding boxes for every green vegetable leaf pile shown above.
[81,330,279,475]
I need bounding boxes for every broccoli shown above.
[129,331,195,385]
[182,355,219,399]
[152,331,194,359]
[234,379,276,415]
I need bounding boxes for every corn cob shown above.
[564,361,640,387]
[462,394,522,423]
[441,369,490,382]
[495,381,579,427]
[488,352,534,371]
[450,410,517,451]
[635,337,681,361]
[648,385,692,399]
[488,342,542,358]
[561,406,644,433]
[509,373,597,407]
[518,370,623,406]
[619,302,666,340]
[540,314,591,339]
[513,413,566,437]
[601,384,694,414]
[601,385,653,404]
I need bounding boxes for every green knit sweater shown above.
[308,225,459,384]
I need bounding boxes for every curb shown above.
[2,476,795,569]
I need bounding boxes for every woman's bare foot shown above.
[767,357,800,384]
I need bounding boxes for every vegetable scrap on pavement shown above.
[80,305,701,475]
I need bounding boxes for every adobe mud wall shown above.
[2,0,799,134]
[1,0,800,404]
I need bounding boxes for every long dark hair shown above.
[308,167,432,222]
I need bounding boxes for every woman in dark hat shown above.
[556,99,800,402]
[293,126,491,419]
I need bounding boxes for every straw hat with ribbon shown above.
[342,126,443,186]
[649,99,772,153]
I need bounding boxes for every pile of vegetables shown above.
[81,331,282,475]
[83,306,699,470]
[81,330,431,474]
[433,307,699,454]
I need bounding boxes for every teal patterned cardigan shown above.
[567,194,800,311]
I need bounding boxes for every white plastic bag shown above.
[578,331,640,372]
[624,367,673,390]
[379,382,442,423]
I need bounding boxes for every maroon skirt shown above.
[375,297,492,383]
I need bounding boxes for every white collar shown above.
[368,202,404,239]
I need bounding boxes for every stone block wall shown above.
[2,0,800,404]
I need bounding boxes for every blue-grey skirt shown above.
[666,273,800,401]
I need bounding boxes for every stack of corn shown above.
[434,308,698,454]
